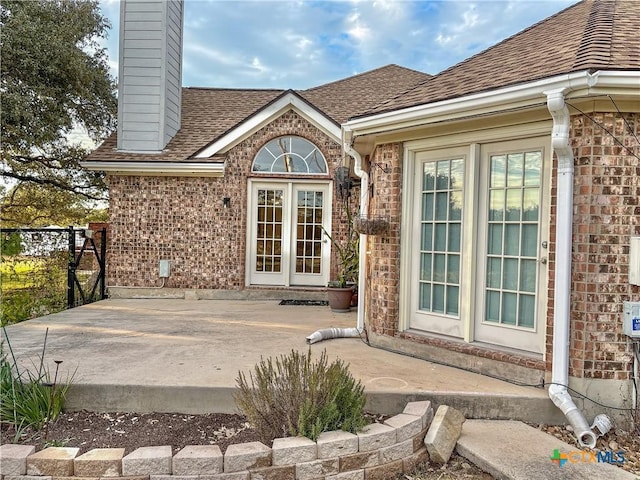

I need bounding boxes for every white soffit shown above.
[195,92,341,158]
[80,161,225,176]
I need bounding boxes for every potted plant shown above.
[324,198,359,312]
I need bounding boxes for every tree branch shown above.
[1,171,106,201]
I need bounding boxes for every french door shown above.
[406,138,549,354]
[247,181,331,287]
[409,147,467,338]
[473,140,548,353]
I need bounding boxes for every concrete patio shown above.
[1,298,563,424]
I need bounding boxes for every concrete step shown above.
[63,383,564,426]
[456,420,636,480]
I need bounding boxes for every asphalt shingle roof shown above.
[88,89,284,162]
[87,65,430,162]
[360,0,639,118]
[87,0,637,163]
[299,64,431,124]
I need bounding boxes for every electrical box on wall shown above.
[623,301,640,338]
[159,259,171,278]
[629,236,640,285]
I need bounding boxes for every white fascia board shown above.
[195,92,341,158]
[344,70,640,137]
[80,161,225,176]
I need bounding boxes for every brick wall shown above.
[365,143,403,337]
[549,111,640,380]
[107,111,345,289]
[365,112,640,381]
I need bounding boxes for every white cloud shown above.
[99,0,575,89]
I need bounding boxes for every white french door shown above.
[473,140,548,353]
[405,137,549,354]
[409,147,467,338]
[247,181,331,287]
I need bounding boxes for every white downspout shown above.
[545,89,608,448]
[346,135,368,333]
[306,129,368,344]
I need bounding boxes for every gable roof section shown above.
[194,90,343,158]
[361,0,639,118]
[300,64,431,124]
[86,64,431,164]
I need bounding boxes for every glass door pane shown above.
[484,150,541,329]
[255,189,284,273]
[419,158,464,316]
[295,190,323,274]
[290,184,329,286]
[250,182,330,287]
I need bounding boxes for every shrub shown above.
[0,328,72,434]
[235,349,368,443]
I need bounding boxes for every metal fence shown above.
[1,227,107,324]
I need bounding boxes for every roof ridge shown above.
[302,64,428,92]
[572,0,615,69]
[184,87,285,92]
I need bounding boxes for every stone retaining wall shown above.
[1,402,437,480]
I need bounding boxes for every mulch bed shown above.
[1,411,261,455]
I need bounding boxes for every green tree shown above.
[1,183,107,227]
[0,231,22,256]
[0,0,116,225]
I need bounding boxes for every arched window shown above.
[252,136,328,174]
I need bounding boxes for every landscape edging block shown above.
[0,445,37,476]
[7,401,432,480]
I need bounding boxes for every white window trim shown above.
[252,135,328,175]
[197,93,341,158]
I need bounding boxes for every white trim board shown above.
[196,92,342,158]
[80,161,225,176]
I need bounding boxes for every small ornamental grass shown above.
[235,349,368,443]
[0,328,73,440]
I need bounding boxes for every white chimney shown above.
[117,0,183,152]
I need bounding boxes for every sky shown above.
[98,0,577,90]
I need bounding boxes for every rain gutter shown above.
[344,71,640,137]
[345,128,368,333]
[340,70,640,445]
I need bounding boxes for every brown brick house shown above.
[83,0,430,295]
[341,0,639,442]
[84,0,638,444]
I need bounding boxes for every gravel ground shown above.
[531,422,640,477]
[2,412,638,479]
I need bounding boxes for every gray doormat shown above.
[279,299,329,306]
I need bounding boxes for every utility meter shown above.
[623,301,640,338]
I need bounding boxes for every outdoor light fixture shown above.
[223,197,231,208]
[336,166,352,197]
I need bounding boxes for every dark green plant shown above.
[235,349,368,443]
[1,0,117,227]
[323,196,359,288]
[0,328,73,434]
[44,438,71,448]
